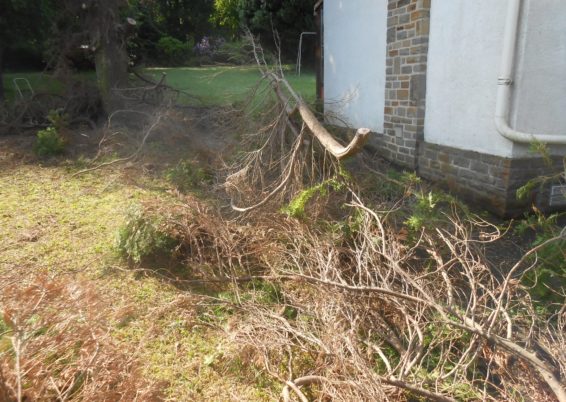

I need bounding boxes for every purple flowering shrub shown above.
[193,36,226,56]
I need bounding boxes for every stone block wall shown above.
[379,0,431,168]
[418,142,565,216]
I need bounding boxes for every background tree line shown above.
[0,0,317,85]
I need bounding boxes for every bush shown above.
[47,110,69,132]
[116,205,175,263]
[156,36,192,66]
[516,210,566,307]
[515,141,565,308]
[165,160,213,193]
[34,127,65,157]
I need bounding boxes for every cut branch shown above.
[266,70,371,160]
[247,30,371,160]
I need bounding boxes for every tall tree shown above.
[89,0,132,113]
[211,0,240,35]
[130,0,214,41]
[0,0,134,113]
[157,0,214,41]
[53,0,135,114]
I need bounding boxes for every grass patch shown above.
[145,65,315,106]
[0,166,144,275]
[3,65,315,107]
[0,62,307,401]
[2,71,64,102]
[2,71,96,102]
[0,148,277,399]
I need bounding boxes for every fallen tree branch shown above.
[247,30,371,160]
[382,378,457,402]
[282,378,310,402]
[229,124,305,212]
[286,259,566,401]
[267,71,371,159]
[281,375,457,402]
[129,68,202,105]
[226,33,372,213]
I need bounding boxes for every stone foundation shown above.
[417,142,565,216]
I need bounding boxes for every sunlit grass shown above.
[0,160,277,399]
[2,65,315,106]
[145,65,316,106]
[0,60,310,399]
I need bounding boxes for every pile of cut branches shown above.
[228,196,565,401]
[117,194,281,281]
[213,36,566,401]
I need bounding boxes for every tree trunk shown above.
[0,45,5,103]
[94,31,129,115]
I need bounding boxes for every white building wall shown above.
[323,0,387,133]
[424,0,566,158]
[512,0,566,140]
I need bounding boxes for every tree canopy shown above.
[131,0,215,42]
[0,0,318,101]
[0,0,54,53]
[212,0,317,59]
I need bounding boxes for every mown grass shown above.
[2,71,94,102]
[0,60,313,400]
[0,166,137,274]
[145,65,315,105]
[2,65,315,106]
[0,160,274,400]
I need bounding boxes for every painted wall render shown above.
[424,0,566,158]
[512,0,566,140]
[323,0,387,133]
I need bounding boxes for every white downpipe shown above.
[495,0,566,144]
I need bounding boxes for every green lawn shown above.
[0,156,275,400]
[145,65,315,105]
[2,65,315,106]
[2,71,63,102]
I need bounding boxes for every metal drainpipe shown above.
[495,0,566,144]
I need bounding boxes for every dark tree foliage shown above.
[129,0,215,64]
[128,2,163,63]
[0,0,55,100]
[236,0,317,61]
[156,0,215,41]
[0,0,133,110]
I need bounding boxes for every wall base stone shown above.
[417,142,565,217]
